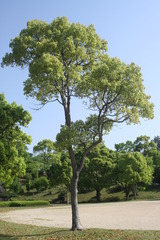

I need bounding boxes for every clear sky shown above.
[1,0,160,152]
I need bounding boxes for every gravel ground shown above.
[1,201,160,230]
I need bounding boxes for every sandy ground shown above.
[1,201,160,230]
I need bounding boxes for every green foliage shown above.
[115,135,157,155]
[79,56,154,126]
[116,152,154,199]
[134,135,157,155]
[2,17,106,102]
[33,139,59,171]
[147,149,160,184]
[33,139,55,153]
[115,141,134,152]
[0,200,50,207]
[10,178,24,194]
[48,152,72,190]
[153,136,160,150]
[25,155,40,179]
[79,144,115,201]
[33,177,49,191]
[26,180,32,192]
[0,191,16,201]
[56,116,113,151]
[0,94,32,187]
[2,17,153,135]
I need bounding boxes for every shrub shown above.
[58,192,65,203]
[0,192,16,201]
[34,177,49,191]
[0,200,50,207]
[26,180,32,192]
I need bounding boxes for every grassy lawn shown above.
[1,187,160,239]
[1,218,160,240]
[0,208,160,240]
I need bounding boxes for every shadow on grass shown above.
[0,229,69,239]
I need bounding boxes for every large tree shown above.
[0,94,32,187]
[2,17,154,230]
[116,152,154,200]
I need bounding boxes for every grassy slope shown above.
[13,185,160,203]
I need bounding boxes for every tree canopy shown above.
[79,143,115,202]
[33,139,56,170]
[0,94,32,186]
[116,152,154,200]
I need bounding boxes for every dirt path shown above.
[1,201,160,230]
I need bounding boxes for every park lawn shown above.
[0,208,160,240]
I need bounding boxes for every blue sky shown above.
[1,0,160,152]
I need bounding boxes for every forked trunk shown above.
[71,174,83,231]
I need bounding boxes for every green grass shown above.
[13,185,160,204]
[1,187,160,239]
[0,215,160,240]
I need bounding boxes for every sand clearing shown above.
[1,201,160,230]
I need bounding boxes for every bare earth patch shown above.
[1,201,160,230]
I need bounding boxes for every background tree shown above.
[116,152,154,200]
[0,94,32,187]
[23,152,39,191]
[48,152,72,204]
[2,17,154,230]
[147,148,160,184]
[33,176,49,192]
[133,135,157,155]
[153,136,160,150]
[79,143,114,202]
[115,141,134,152]
[33,139,55,171]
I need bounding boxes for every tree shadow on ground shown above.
[0,230,69,240]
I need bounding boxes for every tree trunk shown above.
[71,174,83,231]
[96,189,101,202]
[66,187,69,205]
[133,184,137,200]
[125,187,130,201]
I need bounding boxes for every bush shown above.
[0,200,50,207]
[0,192,16,201]
[58,192,65,203]
[26,180,32,192]
[34,177,49,191]
[25,173,32,182]
[10,179,24,194]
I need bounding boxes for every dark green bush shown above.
[58,192,65,203]
[0,192,16,201]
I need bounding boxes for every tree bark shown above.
[125,187,130,201]
[71,174,83,231]
[66,187,69,205]
[96,189,101,202]
[133,184,137,200]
